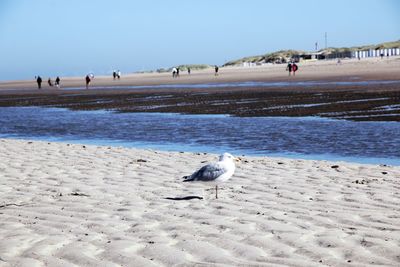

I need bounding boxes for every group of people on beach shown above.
[172,67,180,78]
[85,70,121,90]
[286,62,299,76]
[112,70,121,80]
[172,67,195,78]
[171,65,219,78]
[35,63,298,90]
[48,77,61,88]
[171,67,196,78]
[34,64,224,90]
[36,71,117,90]
[35,76,61,89]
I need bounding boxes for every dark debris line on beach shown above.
[0,84,399,121]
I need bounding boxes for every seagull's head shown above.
[219,153,235,162]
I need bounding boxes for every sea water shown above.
[0,107,399,165]
[59,80,400,91]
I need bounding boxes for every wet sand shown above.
[0,57,399,121]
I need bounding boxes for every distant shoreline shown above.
[1,56,399,89]
[0,57,399,121]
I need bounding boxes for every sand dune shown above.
[0,139,399,266]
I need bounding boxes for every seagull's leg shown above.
[215,185,218,199]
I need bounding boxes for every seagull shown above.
[183,153,236,199]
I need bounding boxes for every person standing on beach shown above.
[47,78,53,87]
[113,71,117,80]
[36,76,42,89]
[176,67,180,77]
[55,76,60,88]
[286,62,292,76]
[117,70,121,79]
[172,67,177,78]
[292,63,298,76]
[215,65,219,76]
[188,67,191,75]
[85,75,91,89]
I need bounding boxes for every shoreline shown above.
[1,133,399,167]
[1,138,399,266]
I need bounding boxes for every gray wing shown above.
[184,163,227,182]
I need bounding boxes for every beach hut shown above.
[352,45,400,59]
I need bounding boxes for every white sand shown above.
[0,139,399,266]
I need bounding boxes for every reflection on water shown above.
[0,107,399,165]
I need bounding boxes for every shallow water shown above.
[0,107,399,165]
[63,80,400,91]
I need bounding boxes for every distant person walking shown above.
[188,67,191,75]
[85,75,91,89]
[47,78,53,87]
[176,67,180,77]
[117,70,121,79]
[113,71,117,80]
[292,63,298,76]
[214,65,219,76]
[36,76,42,89]
[172,67,177,78]
[286,62,292,76]
[55,76,60,88]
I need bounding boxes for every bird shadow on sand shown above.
[164,196,204,201]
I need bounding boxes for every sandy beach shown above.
[1,139,399,266]
[0,57,400,91]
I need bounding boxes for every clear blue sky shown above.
[0,0,399,80]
